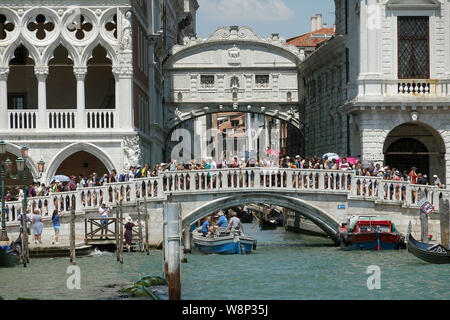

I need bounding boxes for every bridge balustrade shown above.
[1,169,449,225]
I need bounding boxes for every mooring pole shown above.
[144,196,149,255]
[21,200,28,267]
[184,227,192,254]
[69,206,76,265]
[163,202,181,300]
[439,195,449,249]
[115,207,120,261]
[137,201,144,252]
[119,200,124,263]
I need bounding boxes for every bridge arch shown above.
[181,192,341,244]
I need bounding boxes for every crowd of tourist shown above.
[2,154,445,204]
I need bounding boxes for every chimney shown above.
[323,23,328,29]
[311,16,317,32]
[316,14,322,30]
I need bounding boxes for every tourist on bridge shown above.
[99,203,111,239]
[18,208,31,242]
[51,209,63,245]
[124,216,136,252]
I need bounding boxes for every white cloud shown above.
[198,0,294,23]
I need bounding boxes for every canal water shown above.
[1,224,449,300]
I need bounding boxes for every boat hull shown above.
[340,232,404,251]
[192,232,255,255]
[407,233,450,264]
[0,249,20,267]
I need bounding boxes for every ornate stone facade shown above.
[301,0,450,187]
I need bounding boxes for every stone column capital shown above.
[74,67,88,81]
[34,66,49,81]
[0,67,9,81]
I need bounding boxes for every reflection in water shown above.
[0,224,449,300]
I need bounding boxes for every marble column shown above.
[34,66,49,129]
[74,67,87,129]
[0,67,9,129]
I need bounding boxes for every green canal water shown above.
[1,224,449,300]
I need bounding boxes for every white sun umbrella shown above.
[323,153,340,160]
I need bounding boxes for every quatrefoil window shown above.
[27,14,54,40]
[105,15,117,38]
[0,14,14,40]
[67,15,93,40]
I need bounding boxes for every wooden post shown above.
[137,201,144,252]
[439,196,449,249]
[184,227,192,253]
[119,200,124,263]
[115,207,120,261]
[163,202,181,300]
[144,196,149,255]
[21,201,28,267]
[418,189,429,243]
[70,206,76,265]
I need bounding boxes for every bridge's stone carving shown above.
[122,135,142,172]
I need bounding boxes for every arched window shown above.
[7,45,37,110]
[85,45,115,109]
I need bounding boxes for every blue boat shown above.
[192,227,256,255]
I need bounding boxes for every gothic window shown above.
[0,14,14,40]
[67,15,93,40]
[398,17,429,79]
[27,14,54,40]
[105,14,118,39]
[200,75,214,88]
[255,75,269,88]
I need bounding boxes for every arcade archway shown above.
[384,122,446,181]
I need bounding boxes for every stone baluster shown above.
[318,171,325,191]
[130,181,136,202]
[75,190,82,212]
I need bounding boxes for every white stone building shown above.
[0,0,198,185]
[301,0,450,187]
[163,26,303,162]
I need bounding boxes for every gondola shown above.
[407,232,450,264]
[259,217,278,230]
[0,246,20,268]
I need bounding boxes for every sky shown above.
[196,0,336,40]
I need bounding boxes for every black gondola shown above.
[407,232,450,264]
[259,217,278,230]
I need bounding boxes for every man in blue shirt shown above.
[202,216,213,237]
[216,211,228,229]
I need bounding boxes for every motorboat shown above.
[338,215,405,250]
[192,227,256,255]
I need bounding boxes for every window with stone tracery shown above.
[0,14,14,40]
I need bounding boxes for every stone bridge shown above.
[3,168,449,245]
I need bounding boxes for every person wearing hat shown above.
[216,211,228,230]
[124,216,136,252]
[433,175,442,188]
